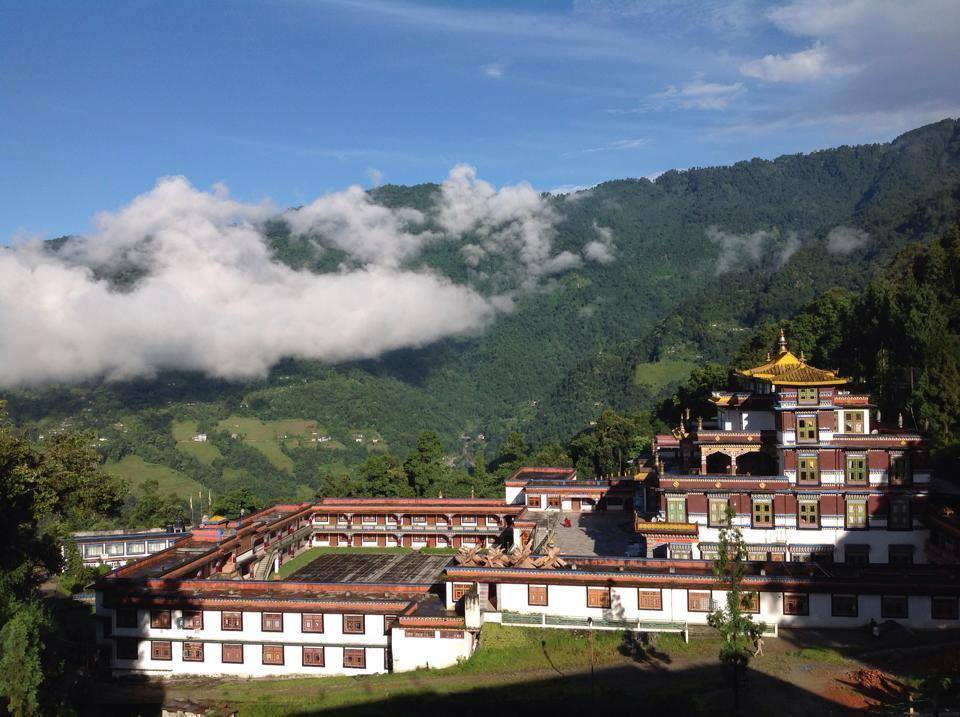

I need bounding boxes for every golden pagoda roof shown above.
[737,330,850,387]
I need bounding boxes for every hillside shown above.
[5,118,960,506]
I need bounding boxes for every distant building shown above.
[72,524,188,569]
[193,434,207,443]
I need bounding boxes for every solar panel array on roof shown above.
[286,553,452,585]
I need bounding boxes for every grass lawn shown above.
[103,455,204,500]
[633,358,697,392]
[172,420,224,466]
[216,416,323,472]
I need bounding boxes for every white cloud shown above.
[826,226,870,254]
[740,42,858,83]
[482,62,506,78]
[706,225,799,273]
[562,137,649,158]
[434,164,562,278]
[583,223,616,264]
[546,184,593,196]
[366,168,384,187]
[287,185,429,267]
[652,75,745,110]
[0,167,572,386]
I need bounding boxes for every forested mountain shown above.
[4,119,960,511]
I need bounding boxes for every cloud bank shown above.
[0,166,587,386]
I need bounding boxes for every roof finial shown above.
[799,349,806,362]
[766,351,771,361]
[777,328,788,355]
[897,412,903,429]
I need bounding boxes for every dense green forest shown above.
[3,119,960,518]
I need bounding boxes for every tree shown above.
[126,479,187,527]
[0,602,48,717]
[360,454,414,497]
[0,403,123,714]
[403,431,448,497]
[210,487,264,520]
[707,506,765,716]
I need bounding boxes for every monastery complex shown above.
[94,334,960,678]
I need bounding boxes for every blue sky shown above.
[2,0,958,241]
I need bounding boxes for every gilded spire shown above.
[777,328,788,355]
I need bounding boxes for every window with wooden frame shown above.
[708,499,730,527]
[797,499,819,529]
[688,590,712,612]
[150,640,172,661]
[843,410,865,434]
[751,498,773,528]
[845,455,867,485]
[452,583,472,601]
[797,387,817,405]
[931,597,959,620]
[115,609,138,629]
[889,497,911,530]
[301,613,324,633]
[343,614,365,634]
[182,610,203,630]
[302,646,325,667]
[831,594,858,617]
[666,497,686,523]
[881,595,908,619]
[262,613,283,632]
[845,500,867,529]
[889,454,911,486]
[740,591,760,614]
[262,645,284,665]
[526,494,541,508]
[411,514,427,525]
[888,545,914,566]
[115,638,140,660]
[486,515,499,526]
[586,586,611,608]
[638,589,662,610]
[527,585,548,606]
[797,454,820,485]
[221,643,244,664]
[221,611,243,631]
[547,496,561,509]
[783,593,809,616]
[150,610,171,629]
[343,647,366,669]
[845,544,869,566]
[461,514,477,525]
[361,514,376,524]
[796,415,817,443]
[182,642,204,662]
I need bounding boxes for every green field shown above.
[103,454,204,500]
[633,358,698,392]
[172,419,223,466]
[216,416,323,471]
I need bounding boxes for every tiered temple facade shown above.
[641,332,931,565]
